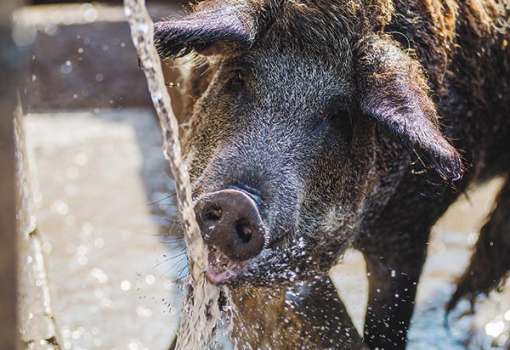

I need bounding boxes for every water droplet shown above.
[136,306,153,318]
[77,255,88,265]
[76,244,89,256]
[91,268,108,284]
[505,310,510,321]
[51,199,69,215]
[486,320,505,337]
[137,24,149,34]
[468,232,479,246]
[145,275,155,285]
[72,330,81,340]
[60,60,73,74]
[121,280,132,291]
[163,280,173,290]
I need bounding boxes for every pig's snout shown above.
[195,189,266,261]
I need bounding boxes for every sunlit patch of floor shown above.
[25,109,185,350]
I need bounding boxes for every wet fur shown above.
[155,1,510,349]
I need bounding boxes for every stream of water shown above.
[123,1,228,348]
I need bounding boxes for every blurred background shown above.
[1,0,509,349]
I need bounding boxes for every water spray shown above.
[123,1,226,348]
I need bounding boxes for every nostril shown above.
[203,204,223,222]
[235,219,253,244]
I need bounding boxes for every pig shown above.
[154,0,510,349]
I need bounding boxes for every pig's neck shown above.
[359,132,414,227]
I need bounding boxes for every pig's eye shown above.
[331,108,353,130]
[225,69,247,93]
[327,100,354,138]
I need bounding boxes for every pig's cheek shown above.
[185,146,210,186]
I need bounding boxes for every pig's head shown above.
[154,1,463,286]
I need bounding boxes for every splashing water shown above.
[123,1,228,348]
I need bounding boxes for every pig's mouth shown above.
[205,247,249,285]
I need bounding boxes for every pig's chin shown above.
[205,248,249,285]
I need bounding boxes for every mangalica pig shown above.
[154,1,510,349]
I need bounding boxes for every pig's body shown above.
[156,1,510,349]
[353,2,510,348]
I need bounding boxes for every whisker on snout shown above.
[163,217,182,225]
[154,231,185,247]
[175,266,191,283]
[161,258,189,281]
[147,193,177,206]
[153,252,187,269]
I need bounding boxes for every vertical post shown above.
[0,0,23,349]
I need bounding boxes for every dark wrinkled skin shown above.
[155,1,510,349]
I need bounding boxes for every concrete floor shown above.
[23,109,184,350]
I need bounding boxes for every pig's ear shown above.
[356,35,463,182]
[154,4,256,58]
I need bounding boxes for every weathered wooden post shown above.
[0,0,24,349]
